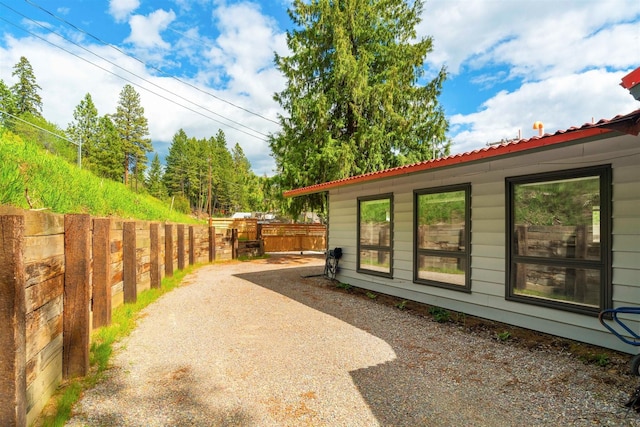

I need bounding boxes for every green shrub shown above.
[429,306,450,323]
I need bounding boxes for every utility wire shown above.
[0,3,270,140]
[0,109,78,146]
[0,109,83,167]
[22,0,280,125]
[0,15,269,142]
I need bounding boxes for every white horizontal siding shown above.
[613,217,640,234]
[615,268,640,287]
[471,219,504,233]
[610,161,640,339]
[614,235,640,252]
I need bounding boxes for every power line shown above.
[0,108,83,167]
[0,3,271,141]
[22,0,280,125]
[0,16,269,143]
[0,109,77,145]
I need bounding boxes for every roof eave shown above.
[283,109,640,198]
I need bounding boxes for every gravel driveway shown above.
[67,254,640,426]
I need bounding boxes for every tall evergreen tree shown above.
[0,79,16,126]
[210,130,234,214]
[112,84,152,187]
[67,93,99,169]
[270,0,449,214]
[146,153,166,199]
[93,115,125,181]
[164,129,193,197]
[230,143,252,211]
[11,56,43,116]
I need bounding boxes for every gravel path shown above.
[67,254,640,426]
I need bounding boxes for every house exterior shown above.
[285,97,640,354]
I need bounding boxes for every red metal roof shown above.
[621,67,640,90]
[283,109,640,197]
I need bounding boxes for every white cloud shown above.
[209,2,288,94]
[449,69,639,154]
[418,0,640,155]
[109,0,140,23]
[421,0,640,78]
[125,9,176,49]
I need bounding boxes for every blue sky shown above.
[1,0,639,176]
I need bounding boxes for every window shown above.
[506,166,611,314]
[414,184,470,291]
[358,194,393,277]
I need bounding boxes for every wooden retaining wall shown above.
[0,207,250,427]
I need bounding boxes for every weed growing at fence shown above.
[581,352,611,368]
[429,306,451,323]
[396,300,407,310]
[335,282,353,291]
[497,331,512,342]
[37,266,197,427]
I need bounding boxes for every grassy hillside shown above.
[0,129,195,223]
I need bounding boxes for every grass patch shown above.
[0,130,195,222]
[36,265,196,427]
[496,331,512,342]
[335,282,353,291]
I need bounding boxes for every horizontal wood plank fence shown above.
[0,206,251,427]
[259,223,327,252]
[209,218,258,240]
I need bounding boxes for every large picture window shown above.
[414,184,470,291]
[358,194,393,277]
[506,166,611,314]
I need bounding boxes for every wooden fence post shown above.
[123,222,137,304]
[165,224,173,277]
[515,225,528,290]
[573,224,587,302]
[92,218,111,329]
[150,223,160,289]
[189,226,195,265]
[209,226,215,262]
[177,224,185,270]
[63,214,91,379]
[0,215,27,426]
[232,229,238,259]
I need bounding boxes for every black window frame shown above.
[413,184,471,292]
[357,193,394,278]
[505,165,612,315]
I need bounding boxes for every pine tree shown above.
[11,56,43,116]
[210,130,234,214]
[0,79,16,126]
[67,93,99,169]
[230,143,250,211]
[112,84,152,187]
[146,153,166,199]
[164,129,192,197]
[93,115,125,181]
[271,0,449,214]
